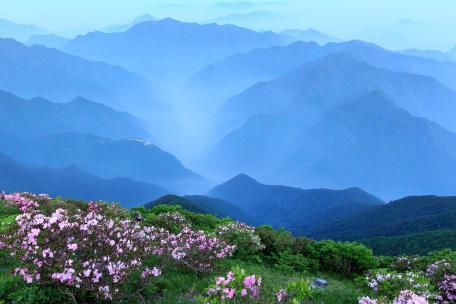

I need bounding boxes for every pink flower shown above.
[141,267,161,279]
[359,296,379,304]
[42,248,53,258]
[393,290,428,304]
[276,289,287,302]
[67,243,78,251]
[243,275,256,289]
[223,288,236,298]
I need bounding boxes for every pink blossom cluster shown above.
[204,269,262,302]
[157,211,187,224]
[392,256,418,271]
[426,260,451,277]
[162,225,236,272]
[365,271,429,294]
[216,221,264,252]
[359,290,428,304]
[392,290,429,304]
[217,222,256,235]
[276,289,287,302]
[358,296,379,304]
[1,192,48,212]
[0,201,164,301]
[436,274,456,304]
[141,267,161,279]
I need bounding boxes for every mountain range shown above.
[0,90,203,193]
[0,90,151,140]
[62,18,288,86]
[99,14,157,33]
[209,174,383,233]
[0,153,167,208]
[309,195,456,241]
[0,38,156,116]
[25,33,69,48]
[202,174,456,254]
[216,52,456,140]
[189,40,456,108]
[0,18,48,41]
[210,88,456,199]
[399,48,455,62]
[281,29,339,45]
[12,134,203,193]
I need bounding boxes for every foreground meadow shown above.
[0,193,455,303]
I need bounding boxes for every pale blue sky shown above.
[2,0,455,50]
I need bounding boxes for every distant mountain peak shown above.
[326,39,384,51]
[132,14,156,23]
[227,173,259,185]
[128,17,181,31]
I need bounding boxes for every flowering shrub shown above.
[0,199,165,302]
[391,256,419,272]
[275,279,313,303]
[163,225,236,272]
[364,270,431,299]
[198,267,262,303]
[359,290,429,304]
[358,296,379,304]
[1,192,48,213]
[276,289,287,302]
[393,290,428,304]
[359,269,434,304]
[216,222,264,259]
[436,274,456,303]
[426,260,451,278]
[155,211,189,233]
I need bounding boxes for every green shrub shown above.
[311,240,378,276]
[276,279,314,303]
[291,237,315,256]
[274,250,319,274]
[0,274,68,304]
[134,205,230,232]
[257,226,295,257]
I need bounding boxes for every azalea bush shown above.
[216,222,264,259]
[390,256,420,272]
[198,267,262,303]
[155,211,189,233]
[436,274,456,304]
[359,290,429,304]
[162,225,236,273]
[0,195,165,302]
[365,270,431,299]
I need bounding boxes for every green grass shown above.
[143,258,362,304]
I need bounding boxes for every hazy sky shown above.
[2,0,456,50]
